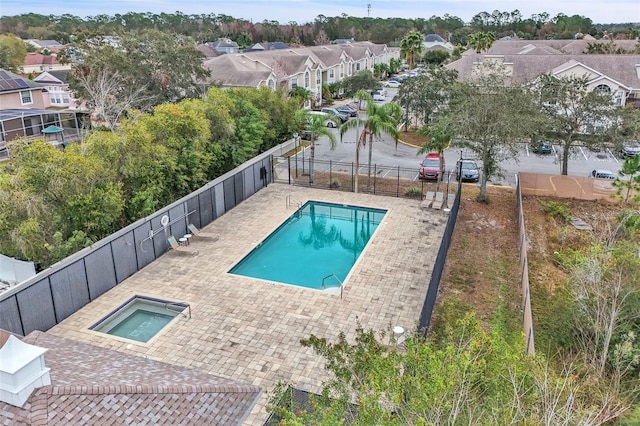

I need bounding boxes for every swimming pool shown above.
[229,201,386,290]
[89,295,188,343]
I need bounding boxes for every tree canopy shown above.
[0,34,27,72]
[434,63,540,202]
[0,87,300,268]
[68,29,208,129]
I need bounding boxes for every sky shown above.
[1,0,638,25]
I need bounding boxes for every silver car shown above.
[455,159,480,182]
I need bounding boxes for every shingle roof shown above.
[424,34,446,43]
[33,70,69,84]
[474,39,639,56]
[448,51,640,90]
[0,330,261,425]
[195,44,220,58]
[204,55,273,87]
[26,40,64,49]
[24,53,60,66]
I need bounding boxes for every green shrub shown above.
[553,247,587,271]
[539,199,572,222]
[329,179,341,189]
[404,186,423,198]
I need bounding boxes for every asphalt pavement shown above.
[296,88,623,188]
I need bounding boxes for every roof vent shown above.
[0,335,51,407]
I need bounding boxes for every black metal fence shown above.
[417,179,462,335]
[274,156,459,199]
[0,144,281,336]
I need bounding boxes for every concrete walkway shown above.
[49,184,447,425]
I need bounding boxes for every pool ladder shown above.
[322,274,343,300]
[286,195,301,209]
[165,302,191,319]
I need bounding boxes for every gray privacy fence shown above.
[0,140,296,337]
[516,175,535,354]
[417,180,461,335]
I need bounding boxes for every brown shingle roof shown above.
[204,55,273,87]
[474,39,639,56]
[24,53,60,66]
[448,49,640,91]
[0,331,261,425]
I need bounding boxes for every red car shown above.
[418,152,445,180]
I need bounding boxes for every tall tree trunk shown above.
[354,141,360,193]
[309,136,315,183]
[367,133,373,190]
[562,143,569,175]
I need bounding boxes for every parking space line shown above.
[579,146,588,160]
[607,148,619,163]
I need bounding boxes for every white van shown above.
[308,111,339,128]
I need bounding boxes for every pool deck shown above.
[49,184,448,425]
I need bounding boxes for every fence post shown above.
[396,166,400,197]
[287,156,291,185]
[351,162,354,192]
[329,160,332,189]
[373,164,377,195]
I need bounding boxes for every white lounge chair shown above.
[188,224,219,241]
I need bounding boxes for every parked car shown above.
[590,169,616,179]
[418,152,445,180]
[300,129,312,140]
[532,141,552,154]
[308,111,340,128]
[620,142,640,158]
[389,77,401,83]
[455,159,480,182]
[320,107,349,123]
[336,105,357,117]
[384,80,401,88]
[345,101,360,111]
[372,93,385,102]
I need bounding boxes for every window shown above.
[329,69,334,79]
[340,64,344,78]
[356,63,361,71]
[304,71,310,88]
[290,78,297,89]
[20,90,32,105]
[595,84,611,94]
[316,69,321,85]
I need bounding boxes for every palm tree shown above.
[418,125,452,186]
[467,31,496,53]
[294,109,338,184]
[400,31,424,69]
[339,90,402,193]
[289,87,313,107]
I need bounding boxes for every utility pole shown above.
[367,4,371,17]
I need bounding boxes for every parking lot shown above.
[299,88,624,189]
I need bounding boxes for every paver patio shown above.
[49,184,448,425]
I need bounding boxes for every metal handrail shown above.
[165,302,191,319]
[322,273,343,299]
[285,195,301,209]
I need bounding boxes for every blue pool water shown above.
[229,201,386,289]
[106,309,174,343]
[90,296,187,343]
